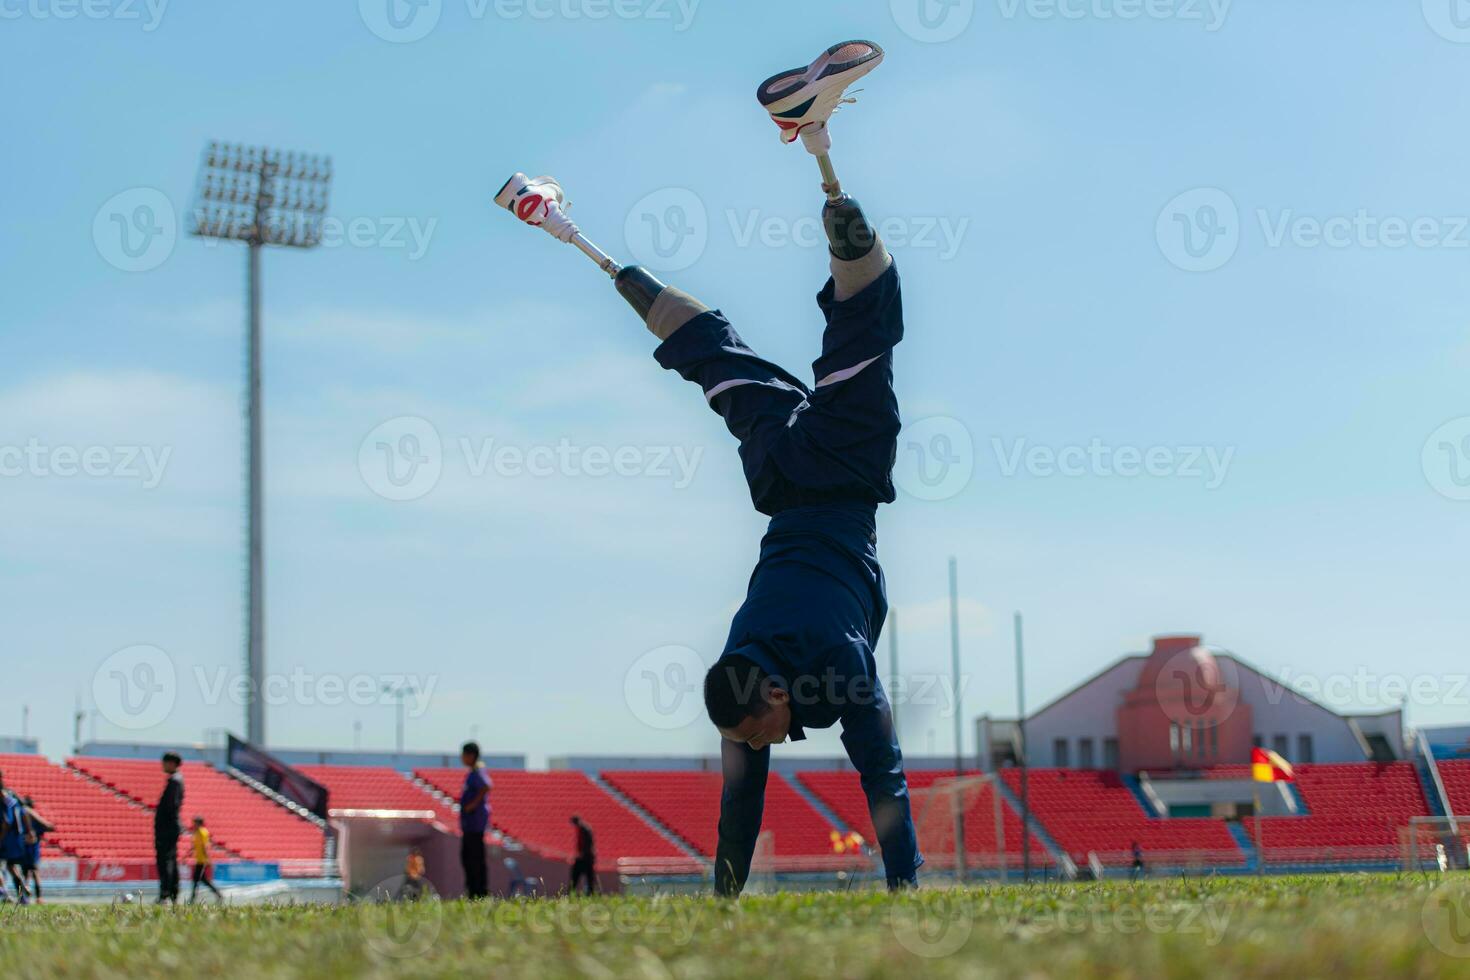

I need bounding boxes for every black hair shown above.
[704,655,775,729]
[162,752,182,765]
[462,741,481,761]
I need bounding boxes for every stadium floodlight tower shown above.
[190,142,333,747]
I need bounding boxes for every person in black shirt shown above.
[155,752,184,905]
[568,815,596,895]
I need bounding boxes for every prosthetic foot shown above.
[757,40,884,153]
[494,172,665,317]
[757,40,884,202]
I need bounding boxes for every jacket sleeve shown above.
[714,738,770,897]
[839,669,922,888]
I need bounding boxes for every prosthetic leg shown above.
[493,149,876,325]
[493,172,668,319]
[492,39,887,325]
[810,143,878,264]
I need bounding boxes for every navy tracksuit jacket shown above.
[654,262,922,894]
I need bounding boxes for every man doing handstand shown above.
[495,40,921,896]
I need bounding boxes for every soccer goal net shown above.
[908,773,1052,880]
[1399,817,1470,872]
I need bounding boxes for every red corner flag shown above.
[1251,747,1295,783]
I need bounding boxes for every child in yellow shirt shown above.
[189,817,223,904]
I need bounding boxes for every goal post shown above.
[909,773,1013,881]
[1400,817,1470,872]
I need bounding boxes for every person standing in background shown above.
[18,798,51,904]
[0,773,35,904]
[569,815,596,895]
[458,742,493,899]
[155,753,185,905]
[399,847,428,901]
[189,816,222,904]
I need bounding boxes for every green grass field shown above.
[3,875,1470,978]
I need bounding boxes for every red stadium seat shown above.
[68,758,325,873]
[1437,760,1470,817]
[1212,762,1433,865]
[605,770,854,866]
[0,754,197,864]
[998,768,1245,868]
[415,768,695,873]
[294,764,458,829]
[798,769,1051,869]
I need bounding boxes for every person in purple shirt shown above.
[458,741,493,899]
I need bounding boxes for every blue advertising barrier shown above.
[214,862,281,884]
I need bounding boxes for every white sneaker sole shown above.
[758,40,884,143]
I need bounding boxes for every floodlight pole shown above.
[1016,611,1031,883]
[190,142,332,748]
[385,683,416,755]
[949,557,966,881]
[246,239,264,746]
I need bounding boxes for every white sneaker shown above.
[494,172,579,242]
[757,40,884,154]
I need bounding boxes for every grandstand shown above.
[294,763,457,828]
[799,769,1051,870]
[1438,759,1470,816]
[6,746,1470,895]
[1219,762,1434,866]
[5,636,1468,896]
[603,769,861,871]
[415,768,699,873]
[68,757,327,873]
[0,753,182,867]
[999,768,1246,869]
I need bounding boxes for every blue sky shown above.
[2,0,1469,765]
